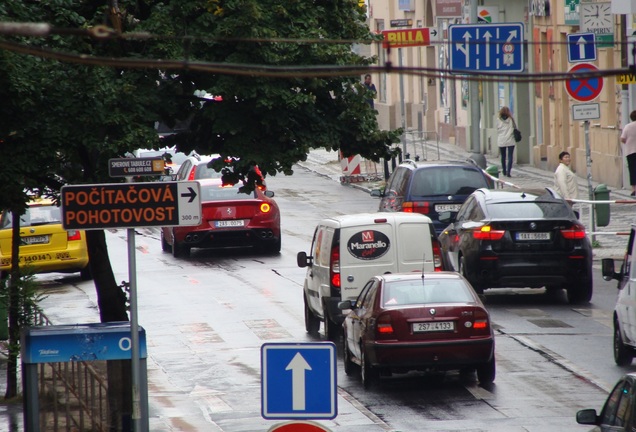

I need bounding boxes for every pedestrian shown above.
[554,151,578,204]
[363,74,377,109]
[497,106,516,177]
[620,109,636,196]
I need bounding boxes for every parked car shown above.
[338,272,495,388]
[297,212,444,341]
[0,198,91,280]
[371,160,494,235]
[601,224,636,366]
[438,187,592,304]
[133,146,190,181]
[161,178,281,257]
[576,372,636,431]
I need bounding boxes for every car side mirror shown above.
[264,190,275,198]
[576,408,598,426]
[338,300,355,311]
[297,251,313,268]
[370,189,384,198]
[438,211,454,223]
[601,258,620,282]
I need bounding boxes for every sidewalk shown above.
[299,139,634,260]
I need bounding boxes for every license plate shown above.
[413,321,455,333]
[214,220,245,228]
[516,232,550,241]
[22,235,49,245]
[436,204,461,213]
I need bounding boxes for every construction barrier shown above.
[339,152,383,184]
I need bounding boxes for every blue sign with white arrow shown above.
[449,23,525,73]
[261,342,337,420]
[567,33,596,63]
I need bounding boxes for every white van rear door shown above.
[396,221,434,272]
[339,224,396,301]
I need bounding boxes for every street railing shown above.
[32,311,110,432]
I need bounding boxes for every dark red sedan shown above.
[339,272,495,388]
[161,178,281,257]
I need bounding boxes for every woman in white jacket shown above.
[497,106,516,177]
[554,151,578,204]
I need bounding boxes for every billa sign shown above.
[61,182,201,230]
[382,28,438,49]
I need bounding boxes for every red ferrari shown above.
[339,272,495,388]
[161,178,281,257]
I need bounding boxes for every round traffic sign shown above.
[268,421,332,432]
[565,63,603,102]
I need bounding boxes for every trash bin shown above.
[594,184,611,227]
[485,165,499,179]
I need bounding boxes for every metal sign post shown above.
[584,121,596,242]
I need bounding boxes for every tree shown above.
[0,0,399,428]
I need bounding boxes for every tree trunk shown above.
[4,213,20,399]
[86,230,132,431]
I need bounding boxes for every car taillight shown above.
[432,239,443,272]
[473,225,505,240]
[330,245,340,289]
[188,170,195,181]
[471,309,490,332]
[402,201,429,214]
[560,224,586,240]
[260,203,271,213]
[67,230,82,241]
[376,314,394,335]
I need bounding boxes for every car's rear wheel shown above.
[323,315,340,342]
[459,256,483,293]
[476,357,496,384]
[614,321,633,366]
[342,331,355,376]
[79,265,92,281]
[566,272,593,305]
[161,231,171,252]
[172,240,190,258]
[361,346,378,389]
[304,295,320,334]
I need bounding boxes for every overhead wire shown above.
[0,22,634,83]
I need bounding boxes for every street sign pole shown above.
[128,228,142,431]
[468,0,485,167]
[584,121,596,243]
[399,47,407,156]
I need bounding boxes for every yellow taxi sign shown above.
[617,73,636,85]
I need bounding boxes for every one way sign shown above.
[261,342,337,420]
[567,33,596,63]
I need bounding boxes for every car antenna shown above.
[421,251,426,283]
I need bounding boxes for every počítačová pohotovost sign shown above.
[61,182,201,230]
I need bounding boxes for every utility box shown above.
[594,184,611,227]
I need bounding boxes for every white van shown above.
[297,212,443,340]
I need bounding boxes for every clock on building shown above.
[580,2,613,35]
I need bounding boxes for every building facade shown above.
[364,0,634,189]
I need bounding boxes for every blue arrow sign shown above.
[449,23,525,73]
[261,342,337,420]
[567,33,596,63]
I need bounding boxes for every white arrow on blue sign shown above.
[567,33,596,63]
[261,342,337,420]
[449,22,525,73]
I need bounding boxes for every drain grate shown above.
[528,318,573,328]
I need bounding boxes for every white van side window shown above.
[317,227,335,267]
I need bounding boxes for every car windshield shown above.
[411,167,489,196]
[382,279,473,306]
[1,205,62,229]
[195,162,223,179]
[486,201,571,219]
[200,184,256,201]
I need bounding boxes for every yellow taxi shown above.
[0,198,91,280]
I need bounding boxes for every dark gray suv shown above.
[372,160,494,235]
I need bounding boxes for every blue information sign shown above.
[567,33,596,63]
[261,342,337,420]
[449,23,525,73]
